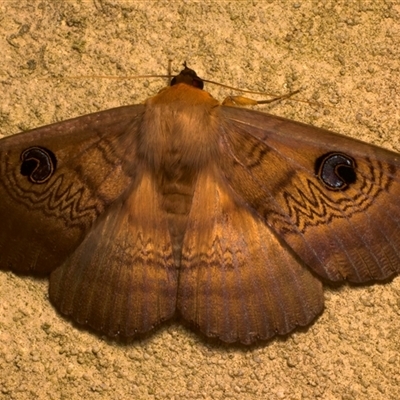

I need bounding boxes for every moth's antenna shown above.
[60,74,172,80]
[256,90,301,104]
[202,78,284,97]
[51,66,326,108]
[222,90,300,107]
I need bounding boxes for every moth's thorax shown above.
[140,83,220,171]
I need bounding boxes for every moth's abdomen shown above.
[160,168,197,268]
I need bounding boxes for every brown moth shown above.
[0,65,399,344]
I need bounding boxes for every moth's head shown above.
[170,63,204,90]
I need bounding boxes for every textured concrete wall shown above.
[0,2,399,399]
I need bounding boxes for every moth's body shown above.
[0,65,399,344]
[141,84,220,266]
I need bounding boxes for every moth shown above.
[0,65,399,345]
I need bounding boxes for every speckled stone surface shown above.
[0,2,399,399]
